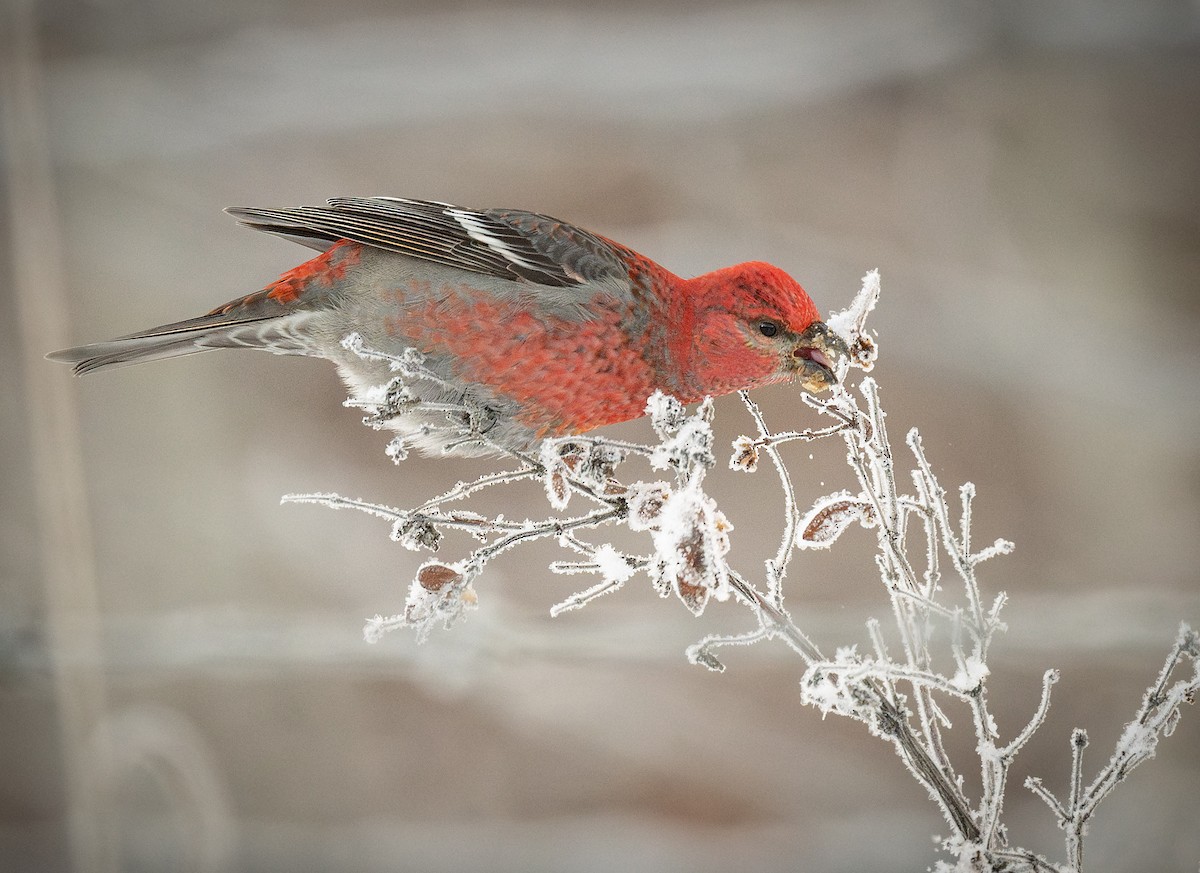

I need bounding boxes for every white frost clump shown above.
[647,392,715,472]
[645,474,733,615]
[951,655,990,693]
[591,543,637,585]
[826,269,880,373]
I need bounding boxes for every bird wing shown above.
[226,197,631,290]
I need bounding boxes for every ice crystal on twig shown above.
[290,271,1196,872]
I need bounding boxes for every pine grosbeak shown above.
[49,197,847,453]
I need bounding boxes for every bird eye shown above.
[758,320,781,338]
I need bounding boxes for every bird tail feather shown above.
[47,310,313,376]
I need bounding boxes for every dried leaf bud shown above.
[646,391,686,438]
[392,517,443,552]
[546,470,570,509]
[675,577,710,615]
[540,440,574,509]
[848,333,877,372]
[626,481,672,531]
[799,492,874,549]
[417,562,462,592]
[647,483,733,615]
[730,436,760,472]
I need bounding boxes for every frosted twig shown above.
[735,390,797,606]
[413,466,538,513]
[686,626,772,673]
[280,491,406,522]
[1001,669,1061,760]
[549,575,630,616]
[810,660,976,701]
[725,570,823,664]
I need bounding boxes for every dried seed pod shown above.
[417,562,462,592]
[799,492,874,549]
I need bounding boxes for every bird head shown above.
[685,262,848,397]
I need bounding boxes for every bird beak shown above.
[790,321,849,391]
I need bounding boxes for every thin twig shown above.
[737,390,798,606]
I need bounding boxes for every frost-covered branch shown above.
[1025,625,1199,871]
[289,270,1196,871]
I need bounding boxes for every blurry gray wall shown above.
[2,0,1199,871]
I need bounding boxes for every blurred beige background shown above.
[3,1,1199,871]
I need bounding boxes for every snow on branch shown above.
[288,271,1196,872]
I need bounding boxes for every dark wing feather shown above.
[225,197,630,289]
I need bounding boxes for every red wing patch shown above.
[268,240,360,304]
[209,241,362,316]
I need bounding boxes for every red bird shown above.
[49,198,847,453]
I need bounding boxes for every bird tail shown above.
[46,309,317,376]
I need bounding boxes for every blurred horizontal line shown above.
[46,0,988,162]
[5,587,1193,677]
